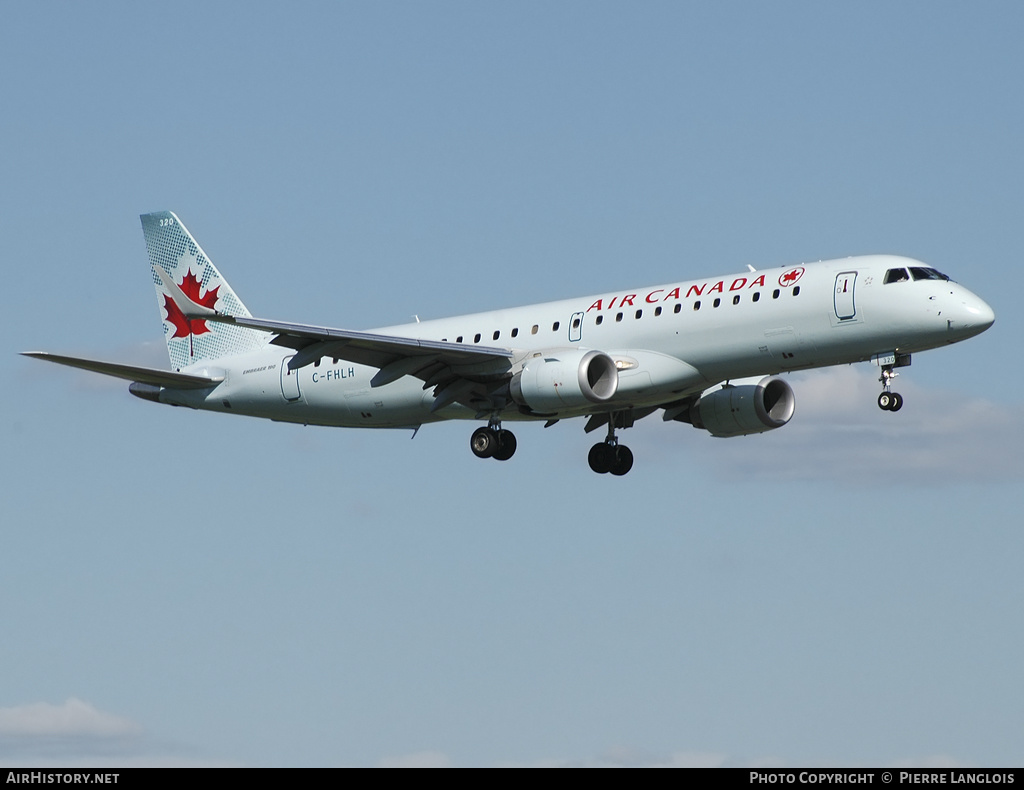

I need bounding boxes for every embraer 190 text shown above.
[25,212,995,475]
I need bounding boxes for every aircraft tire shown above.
[610,445,634,476]
[471,427,497,458]
[878,392,893,411]
[889,392,903,411]
[493,430,517,461]
[588,443,613,474]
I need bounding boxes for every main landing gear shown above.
[877,364,904,412]
[588,416,634,476]
[470,420,517,461]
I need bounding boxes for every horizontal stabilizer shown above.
[22,352,223,389]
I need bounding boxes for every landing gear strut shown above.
[877,365,904,412]
[470,419,517,461]
[588,414,634,476]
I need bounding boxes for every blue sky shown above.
[2,1,1022,767]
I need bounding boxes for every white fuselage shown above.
[160,255,994,428]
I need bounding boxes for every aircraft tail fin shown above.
[140,211,266,370]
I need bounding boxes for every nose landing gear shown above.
[877,365,904,412]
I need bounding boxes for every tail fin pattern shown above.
[141,211,266,370]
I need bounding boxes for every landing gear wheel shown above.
[470,427,497,458]
[493,429,517,461]
[589,411,638,474]
[878,392,904,412]
[877,362,906,412]
[610,445,634,476]
[588,443,613,474]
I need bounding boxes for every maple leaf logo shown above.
[163,269,220,339]
[779,267,805,287]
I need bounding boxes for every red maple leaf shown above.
[163,269,220,339]
[779,267,804,287]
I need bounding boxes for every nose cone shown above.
[954,291,995,339]
[965,294,995,330]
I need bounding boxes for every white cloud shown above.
[377,750,452,768]
[0,756,240,769]
[496,748,728,768]
[886,755,968,769]
[638,367,1024,484]
[591,749,728,768]
[659,751,729,768]
[497,749,970,769]
[0,699,140,738]
[0,699,239,767]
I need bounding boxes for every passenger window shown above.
[733,295,740,305]
[572,317,581,329]
[713,298,721,308]
[693,301,701,311]
[654,306,662,316]
[552,321,559,331]
[596,315,603,325]
[772,289,780,299]
[884,268,909,284]
[752,292,760,302]
[511,327,518,338]
[792,286,800,296]
[635,309,642,319]
[675,303,683,313]
[456,336,463,343]
[493,330,500,340]
[531,325,538,335]
[474,333,481,343]
[615,312,623,322]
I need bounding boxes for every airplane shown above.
[24,211,995,475]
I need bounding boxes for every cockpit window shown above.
[884,268,909,284]
[909,266,950,281]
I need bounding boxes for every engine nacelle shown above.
[510,349,618,414]
[691,376,795,437]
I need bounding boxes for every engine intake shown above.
[691,376,795,437]
[510,350,618,414]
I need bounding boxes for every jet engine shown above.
[690,376,795,437]
[510,349,618,414]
